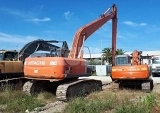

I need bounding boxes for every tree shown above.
[102,47,125,64]
[116,49,125,55]
[102,47,112,64]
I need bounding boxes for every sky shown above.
[0,0,160,54]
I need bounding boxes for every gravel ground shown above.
[28,101,67,113]
[153,83,160,93]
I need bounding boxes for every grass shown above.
[37,91,57,103]
[115,93,159,113]
[65,93,116,113]
[0,82,160,113]
[64,89,160,113]
[0,90,44,113]
[0,83,57,113]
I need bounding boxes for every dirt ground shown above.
[153,83,160,93]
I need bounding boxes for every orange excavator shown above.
[23,4,117,101]
[111,50,153,92]
[0,39,62,81]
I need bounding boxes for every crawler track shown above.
[23,80,39,95]
[104,79,154,93]
[23,79,102,101]
[56,79,102,101]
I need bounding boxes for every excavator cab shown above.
[29,41,70,58]
[115,54,131,66]
[0,50,18,61]
[49,47,70,57]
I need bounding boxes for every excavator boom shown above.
[69,4,117,66]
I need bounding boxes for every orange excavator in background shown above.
[111,50,153,92]
[23,4,117,101]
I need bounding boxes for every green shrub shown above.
[65,93,116,113]
[0,90,44,113]
[115,93,159,113]
[114,98,147,113]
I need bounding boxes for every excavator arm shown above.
[68,4,117,65]
[131,50,142,65]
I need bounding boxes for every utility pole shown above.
[101,37,103,65]
[84,46,91,65]
[16,46,19,61]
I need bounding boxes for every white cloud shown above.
[123,21,147,27]
[64,11,73,20]
[140,23,147,26]
[27,17,51,22]
[0,7,51,23]
[0,32,39,44]
[0,7,30,19]
[123,21,135,26]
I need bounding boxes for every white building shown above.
[83,50,160,64]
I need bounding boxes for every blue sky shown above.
[0,0,160,54]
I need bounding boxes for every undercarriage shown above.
[111,78,154,93]
[23,78,102,101]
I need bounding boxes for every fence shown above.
[87,65,112,76]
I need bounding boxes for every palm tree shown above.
[102,47,112,64]
[116,49,125,55]
[102,47,125,64]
